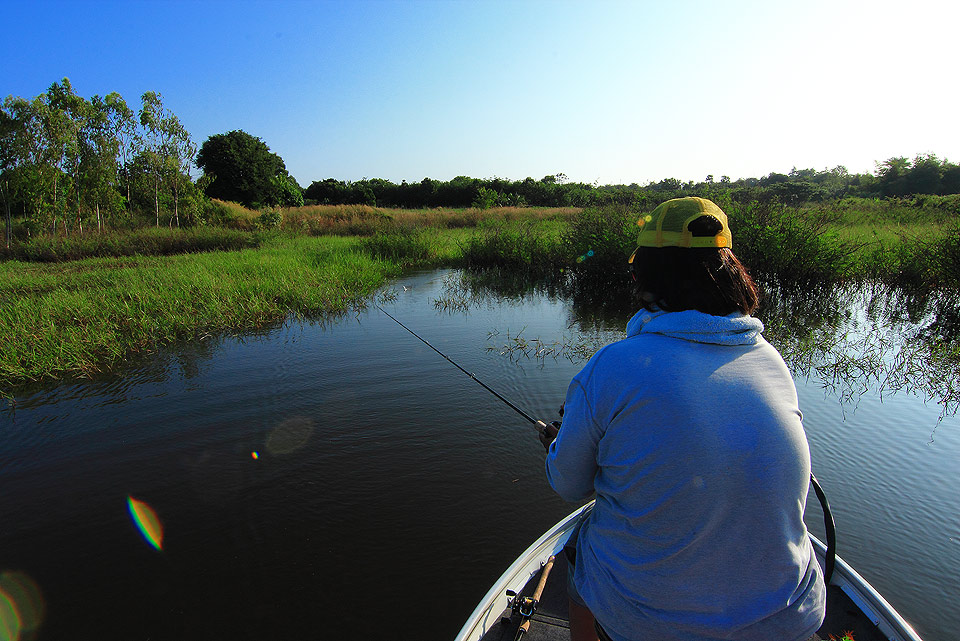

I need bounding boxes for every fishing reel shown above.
[501,589,539,623]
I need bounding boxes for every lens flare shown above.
[266,417,315,456]
[0,590,17,641]
[0,571,44,641]
[127,496,164,551]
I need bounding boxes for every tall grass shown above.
[6,197,960,389]
[882,221,960,291]
[802,194,960,227]
[0,236,398,387]
[280,204,578,236]
[726,200,858,286]
[358,227,444,266]
[202,199,262,229]
[459,220,567,270]
[0,227,261,262]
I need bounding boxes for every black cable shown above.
[810,473,836,584]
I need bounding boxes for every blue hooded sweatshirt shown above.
[546,309,825,641]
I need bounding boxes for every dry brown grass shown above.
[278,204,580,236]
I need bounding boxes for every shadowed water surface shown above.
[1,269,958,640]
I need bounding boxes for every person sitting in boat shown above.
[539,196,826,641]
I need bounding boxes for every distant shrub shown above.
[255,208,283,231]
[730,201,855,286]
[472,187,499,210]
[202,199,260,230]
[560,205,637,278]
[891,222,960,291]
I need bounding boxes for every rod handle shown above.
[531,555,556,602]
[515,556,557,638]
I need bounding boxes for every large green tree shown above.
[196,130,299,208]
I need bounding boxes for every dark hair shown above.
[631,215,759,316]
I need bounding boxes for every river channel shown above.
[1,269,958,640]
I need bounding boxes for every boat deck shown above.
[481,552,891,641]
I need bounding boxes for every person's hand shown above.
[538,421,561,450]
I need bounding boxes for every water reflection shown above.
[759,281,960,419]
[443,269,960,421]
[430,271,624,366]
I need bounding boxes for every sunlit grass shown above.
[0,226,260,262]
[280,204,578,236]
[3,199,959,390]
[0,235,398,387]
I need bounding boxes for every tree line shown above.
[301,156,960,210]
[4,78,960,248]
[0,79,200,244]
[0,79,300,247]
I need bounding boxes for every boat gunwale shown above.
[454,502,591,641]
[455,501,923,641]
[808,536,922,641]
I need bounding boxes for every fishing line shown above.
[375,304,546,431]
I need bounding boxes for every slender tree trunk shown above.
[154,176,160,228]
[53,174,58,236]
[2,181,11,250]
[124,166,131,213]
[96,202,101,233]
[173,182,180,228]
[77,185,82,235]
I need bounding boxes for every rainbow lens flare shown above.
[0,571,44,641]
[127,496,164,551]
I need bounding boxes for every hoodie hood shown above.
[626,308,764,346]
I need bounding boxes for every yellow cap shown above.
[636,197,732,249]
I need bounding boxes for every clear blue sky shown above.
[3,0,958,188]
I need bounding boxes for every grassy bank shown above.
[457,197,960,290]
[0,235,399,387]
[3,198,958,390]
[0,206,572,389]
[0,227,262,263]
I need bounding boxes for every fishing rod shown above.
[376,304,548,432]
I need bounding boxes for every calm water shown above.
[1,269,958,640]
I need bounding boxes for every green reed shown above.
[4,198,959,390]
[0,227,262,262]
[458,219,567,270]
[0,235,398,388]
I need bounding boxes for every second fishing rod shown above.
[376,304,550,433]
